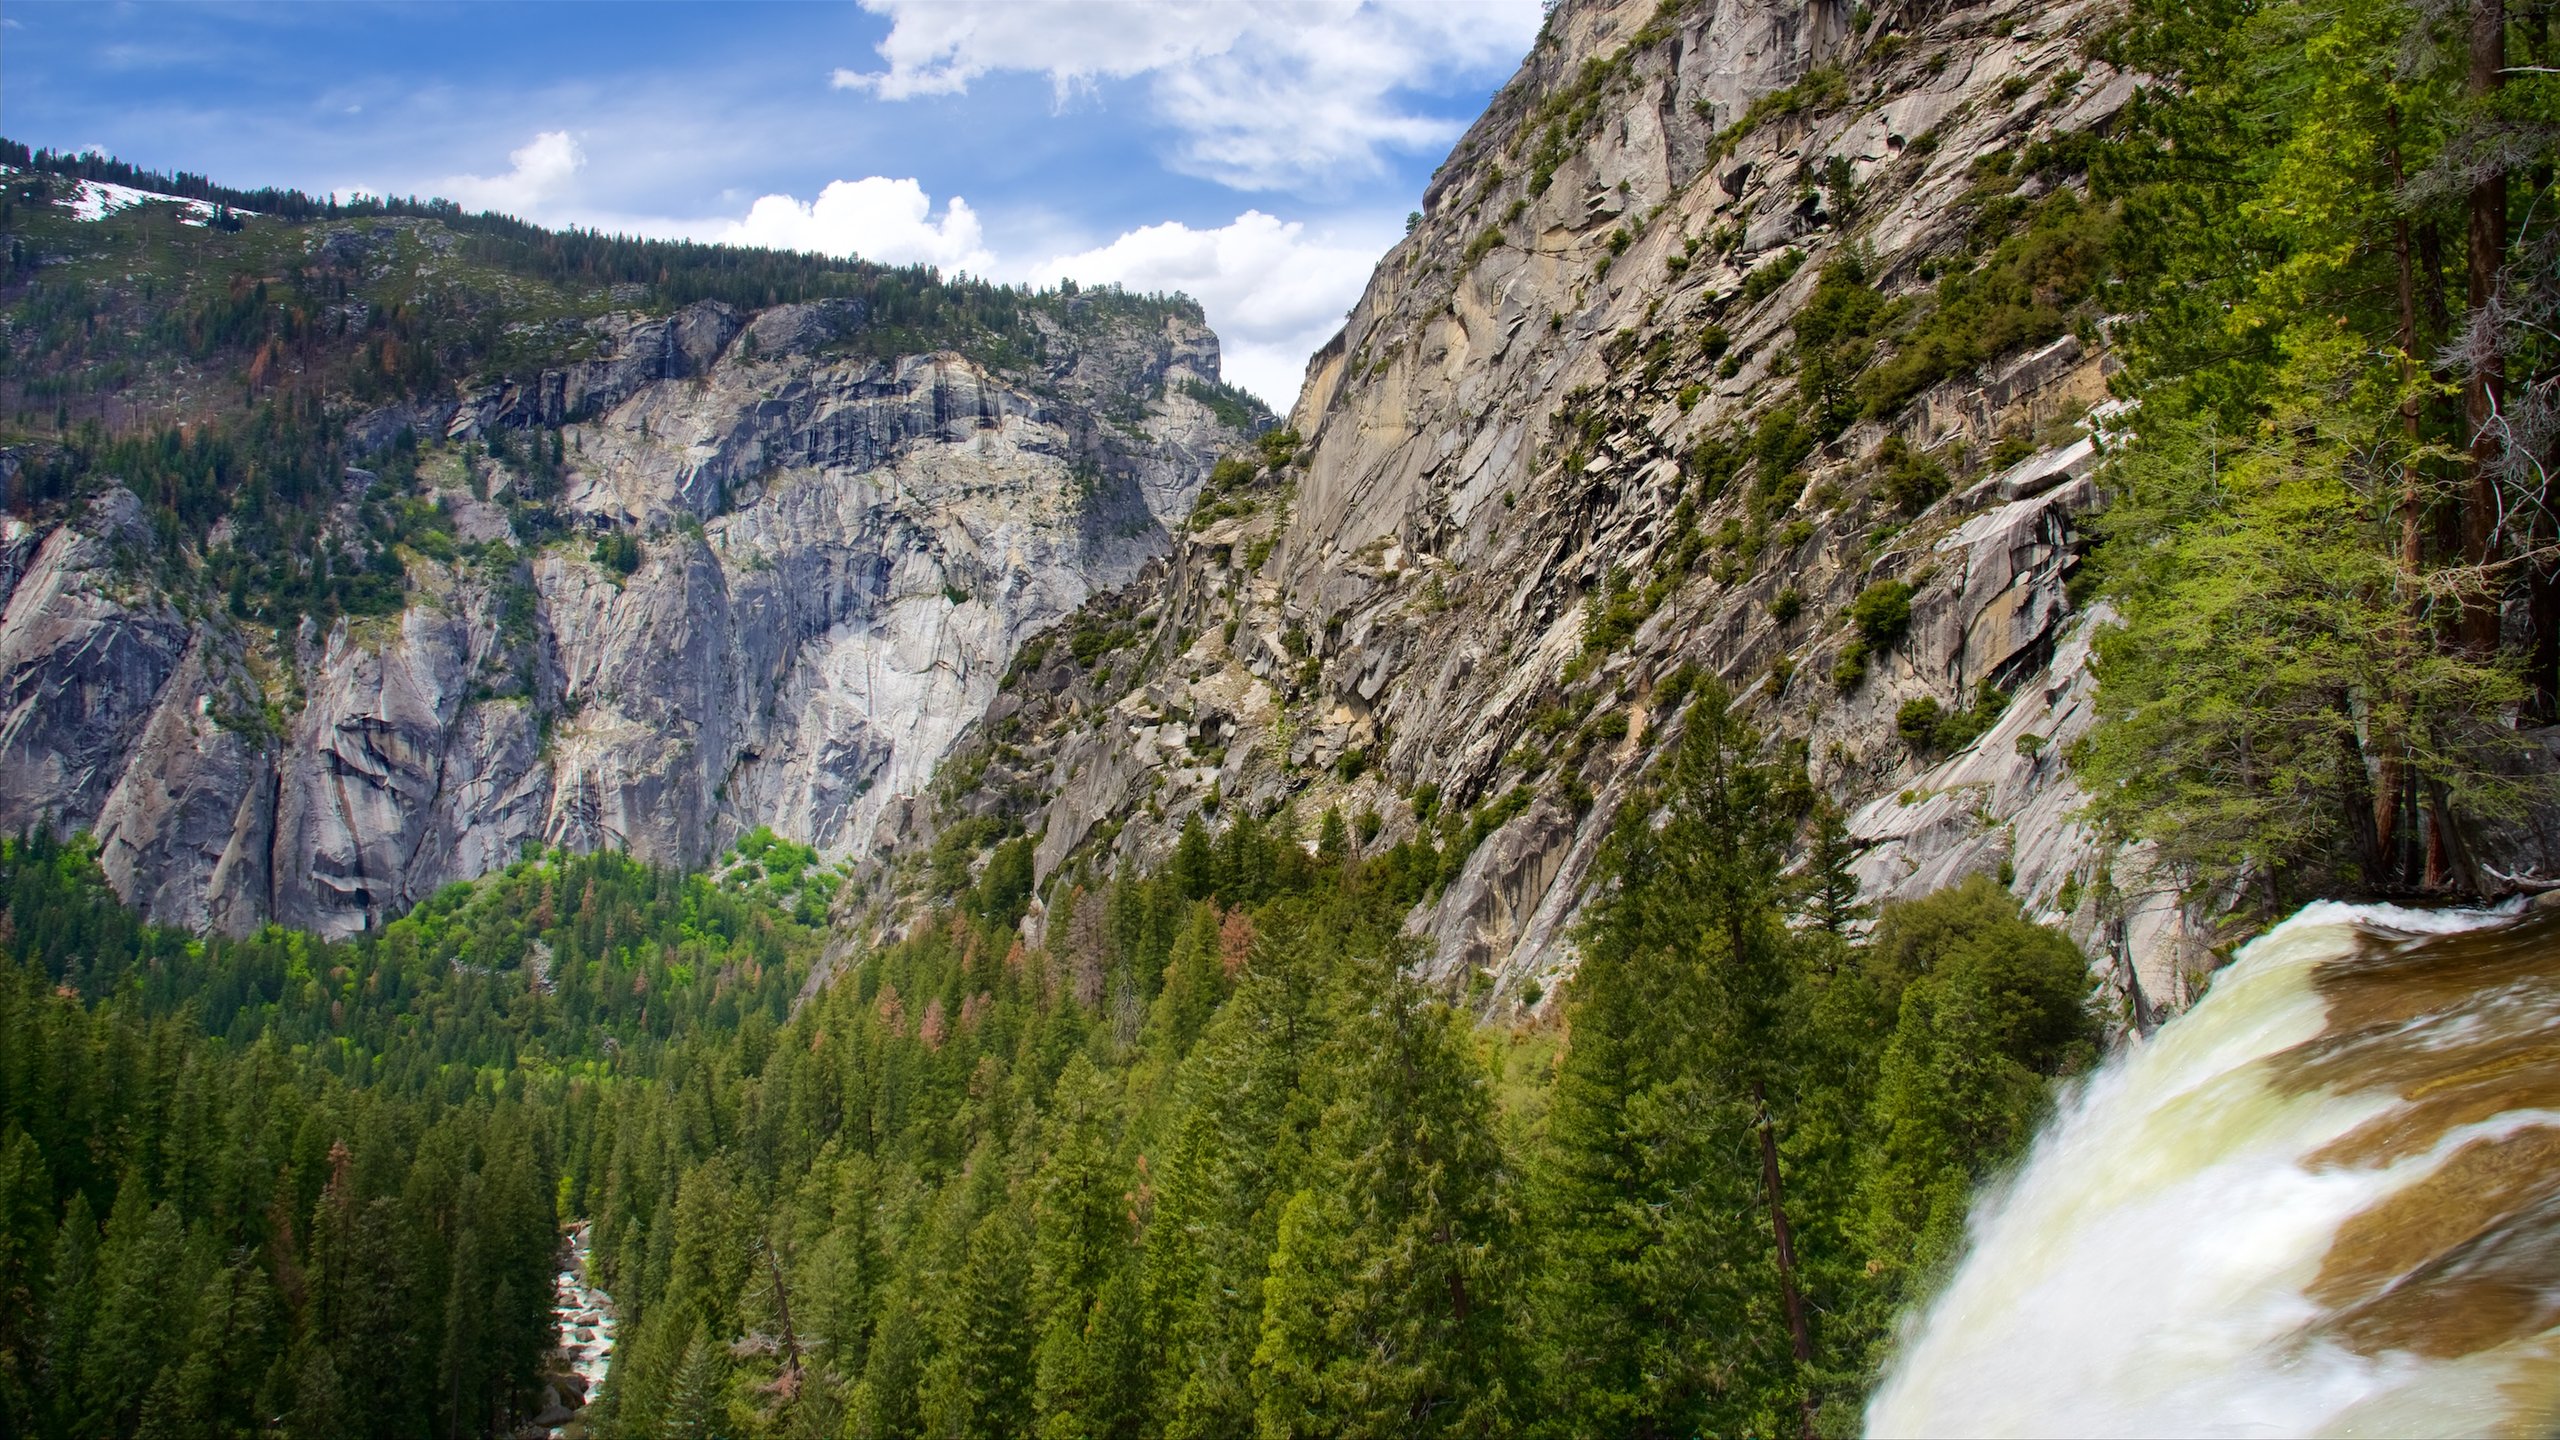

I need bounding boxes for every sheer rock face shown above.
[965,0,2215,1013]
[8,299,1249,938]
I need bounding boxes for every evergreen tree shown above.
[41,1192,98,1438]
[1149,902,1229,1064]
[1032,1056,1145,1439]
[2083,0,2559,904]
[922,1208,1034,1439]
[1857,878,2098,1291]
[659,1322,732,1440]
[80,1173,188,1437]
[0,1129,51,1431]
[1252,945,1519,1438]
[1533,683,1826,1437]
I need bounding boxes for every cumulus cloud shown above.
[1033,210,1388,407]
[719,177,996,273]
[834,0,1542,191]
[440,129,583,215]
[681,167,1378,406]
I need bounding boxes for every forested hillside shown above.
[0,136,1264,938]
[0,831,821,1435]
[0,0,2554,1434]
[0,684,2091,1437]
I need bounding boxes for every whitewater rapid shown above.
[1868,899,2560,1437]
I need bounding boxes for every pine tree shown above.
[1795,799,1867,940]
[1169,817,1219,904]
[137,1259,277,1440]
[1533,683,1823,1437]
[922,1207,1034,1440]
[1857,877,2098,1289]
[42,1192,99,1437]
[0,1128,51,1430]
[1033,1055,1145,1439]
[80,1171,189,1436]
[1251,946,1519,1438]
[1141,918,1333,1440]
[806,1160,888,1384]
[661,1321,733,1440]
[849,1287,926,1440]
[1150,902,1229,1063]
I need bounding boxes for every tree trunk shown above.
[1753,1080,1816,1437]
[2529,0,2560,720]
[2339,721,2388,891]
[2463,0,2509,656]
[765,1238,804,1384]
[2382,114,2424,870]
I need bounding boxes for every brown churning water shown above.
[1868,901,2560,1438]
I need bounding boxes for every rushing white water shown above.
[543,1220,615,1436]
[1869,899,2560,1438]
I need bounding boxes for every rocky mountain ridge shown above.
[935,0,2218,1017]
[0,184,1263,937]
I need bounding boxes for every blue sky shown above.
[4,0,1547,404]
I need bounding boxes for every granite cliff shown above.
[0,179,1264,937]
[931,0,2218,1016]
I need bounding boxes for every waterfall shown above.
[1868,900,2560,1437]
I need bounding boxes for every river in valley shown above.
[535,1220,615,1438]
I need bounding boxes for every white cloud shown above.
[441,130,583,215]
[1033,210,1388,407]
[835,2,1255,100]
[718,177,996,274]
[835,0,1543,191]
[684,171,1374,404]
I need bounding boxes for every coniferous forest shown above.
[0,0,2555,1434]
[0,681,2092,1439]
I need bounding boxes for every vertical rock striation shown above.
[1,286,1254,938]
[943,0,2226,1013]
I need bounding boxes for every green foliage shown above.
[719,825,842,923]
[1580,564,1678,657]
[1873,435,1951,514]
[1898,683,2010,756]
[1068,614,1136,667]
[1255,428,1302,470]
[1794,250,1895,434]
[0,831,832,1438]
[2063,0,2560,909]
[1252,944,1520,1437]
[1752,404,1816,480]
[592,531,643,577]
[2079,352,2524,901]
[0,700,2102,1440]
[1535,684,2096,1432]
[1739,247,1807,304]
[1856,878,2097,1291]
[1832,581,1916,693]
[1734,64,1848,136]
[1180,379,1271,434]
[1855,191,2119,419]
[1850,580,1915,649]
